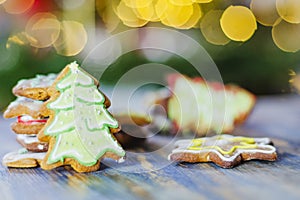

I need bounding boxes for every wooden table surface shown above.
[0,95,300,200]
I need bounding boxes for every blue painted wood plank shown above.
[0,95,300,200]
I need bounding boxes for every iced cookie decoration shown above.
[4,97,49,135]
[166,74,255,135]
[168,134,277,168]
[38,62,125,172]
[13,73,57,100]
[3,148,46,168]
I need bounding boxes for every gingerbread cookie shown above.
[168,134,277,168]
[156,74,256,135]
[16,135,48,152]
[2,148,46,168]
[13,73,57,101]
[4,97,49,134]
[3,97,46,119]
[11,115,48,135]
[37,62,125,172]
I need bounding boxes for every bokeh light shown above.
[0,0,7,5]
[25,12,60,48]
[272,19,300,52]
[135,3,159,22]
[170,0,193,6]
[117,1,141,22]
[97,0,120,32]
[250,0,279,26]
[155,0,168,18]
[2,0,35,14]
[123,0,152,8]
[53,20,87,56]
[276,0,300,24]
[102,0,204,29]
[200,10,230,45]
[193,0,212,2]
[220,6,257,42]
[116,1,148,27]
[162,2,193,27]
[177,3,202,29]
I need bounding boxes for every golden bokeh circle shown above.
[177,3,202,29]
[250,0,280,26]
[276,0,300,24]
[220,6,257,42]
[54,21,87,56]
[25,12,61,48]
[272,18,300,52]
[200,10,230,45]
[162,2,193,27]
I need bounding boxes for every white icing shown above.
[4,97,44,118]
[57,62,93,90]
[17,134,39,144]
[69,61,80,73]
[168,135,276,162]
[20,115,35,121]
[15,73,57,89]
[2,150,46,164]
[18,115,47,125]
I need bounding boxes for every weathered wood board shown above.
[0,95,299,200]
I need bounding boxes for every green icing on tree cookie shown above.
[44,62,125,167]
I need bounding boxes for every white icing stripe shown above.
[168,144,276,162]
[2,150,46,163]
[174,135,272,147]
[17,135,39,144]
[15,73,56,89]
[4,97,44,118]
[168,134,276,162]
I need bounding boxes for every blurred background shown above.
[1,0,300,110]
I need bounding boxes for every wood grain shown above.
[0,95,300,200]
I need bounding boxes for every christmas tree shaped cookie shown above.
[38,62,125,172]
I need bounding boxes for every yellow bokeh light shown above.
[272,19,300,52]
[0,0,7,5]
[116,1,149,27]
[200,10,230,45]
[220,6,257,42]
[123,0,152,8]
[155,0,168,19]
[135,3,159,22]
[193,0,212,3]
[177,3,202,29]
[122,18,148,27]
[250,0,280,26]
[170,0,193,6]
[276,0,300,24]
[3,0,35,14]
[100,0,120,32]
[162,1,193,27]
[25,13,60,48]
[54,21,87,56]
[116,1,140,22]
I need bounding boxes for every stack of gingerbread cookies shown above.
[3,62,128,172]
[3,73,57,153]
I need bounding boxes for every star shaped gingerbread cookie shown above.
[168,134,277,168]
